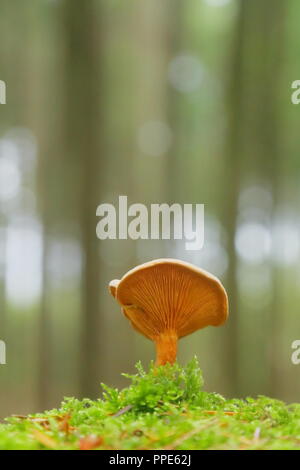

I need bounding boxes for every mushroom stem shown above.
[155,331,178,366]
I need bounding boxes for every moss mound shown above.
[1,358,300,450]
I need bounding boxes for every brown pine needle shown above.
[204,410,237,416]
[32,429,58,449]
[164,419,218,450]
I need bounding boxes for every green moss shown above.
[1,357,300,450]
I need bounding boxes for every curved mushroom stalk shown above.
[108,259,228,366]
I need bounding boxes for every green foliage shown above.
[102,357,204,413]
[1,357,300,450]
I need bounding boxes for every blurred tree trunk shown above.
[4,1,56,410]
[130,0,179,364]
[0,3,8,342]
[33,3,63,410]
[37,230,51,409]
[221,0,248,397]
[0,226,6,339]
[257,0,286,396]
[166,0,184,201]
[63,0,104,399]
[132,0,174,203]
[223,0,286,397]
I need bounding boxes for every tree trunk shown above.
[63,0,104,399]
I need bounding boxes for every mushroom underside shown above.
[110,260,228,366]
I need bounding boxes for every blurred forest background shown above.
[1,0,300,418]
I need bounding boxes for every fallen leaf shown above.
[219,422,229,428]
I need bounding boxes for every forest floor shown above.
[1,358,300,450]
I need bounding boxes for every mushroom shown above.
[109,259,228,366]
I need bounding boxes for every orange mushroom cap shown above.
[109,258,228,365]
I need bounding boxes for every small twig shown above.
[112,404,133,418]
[253,427,261,442]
